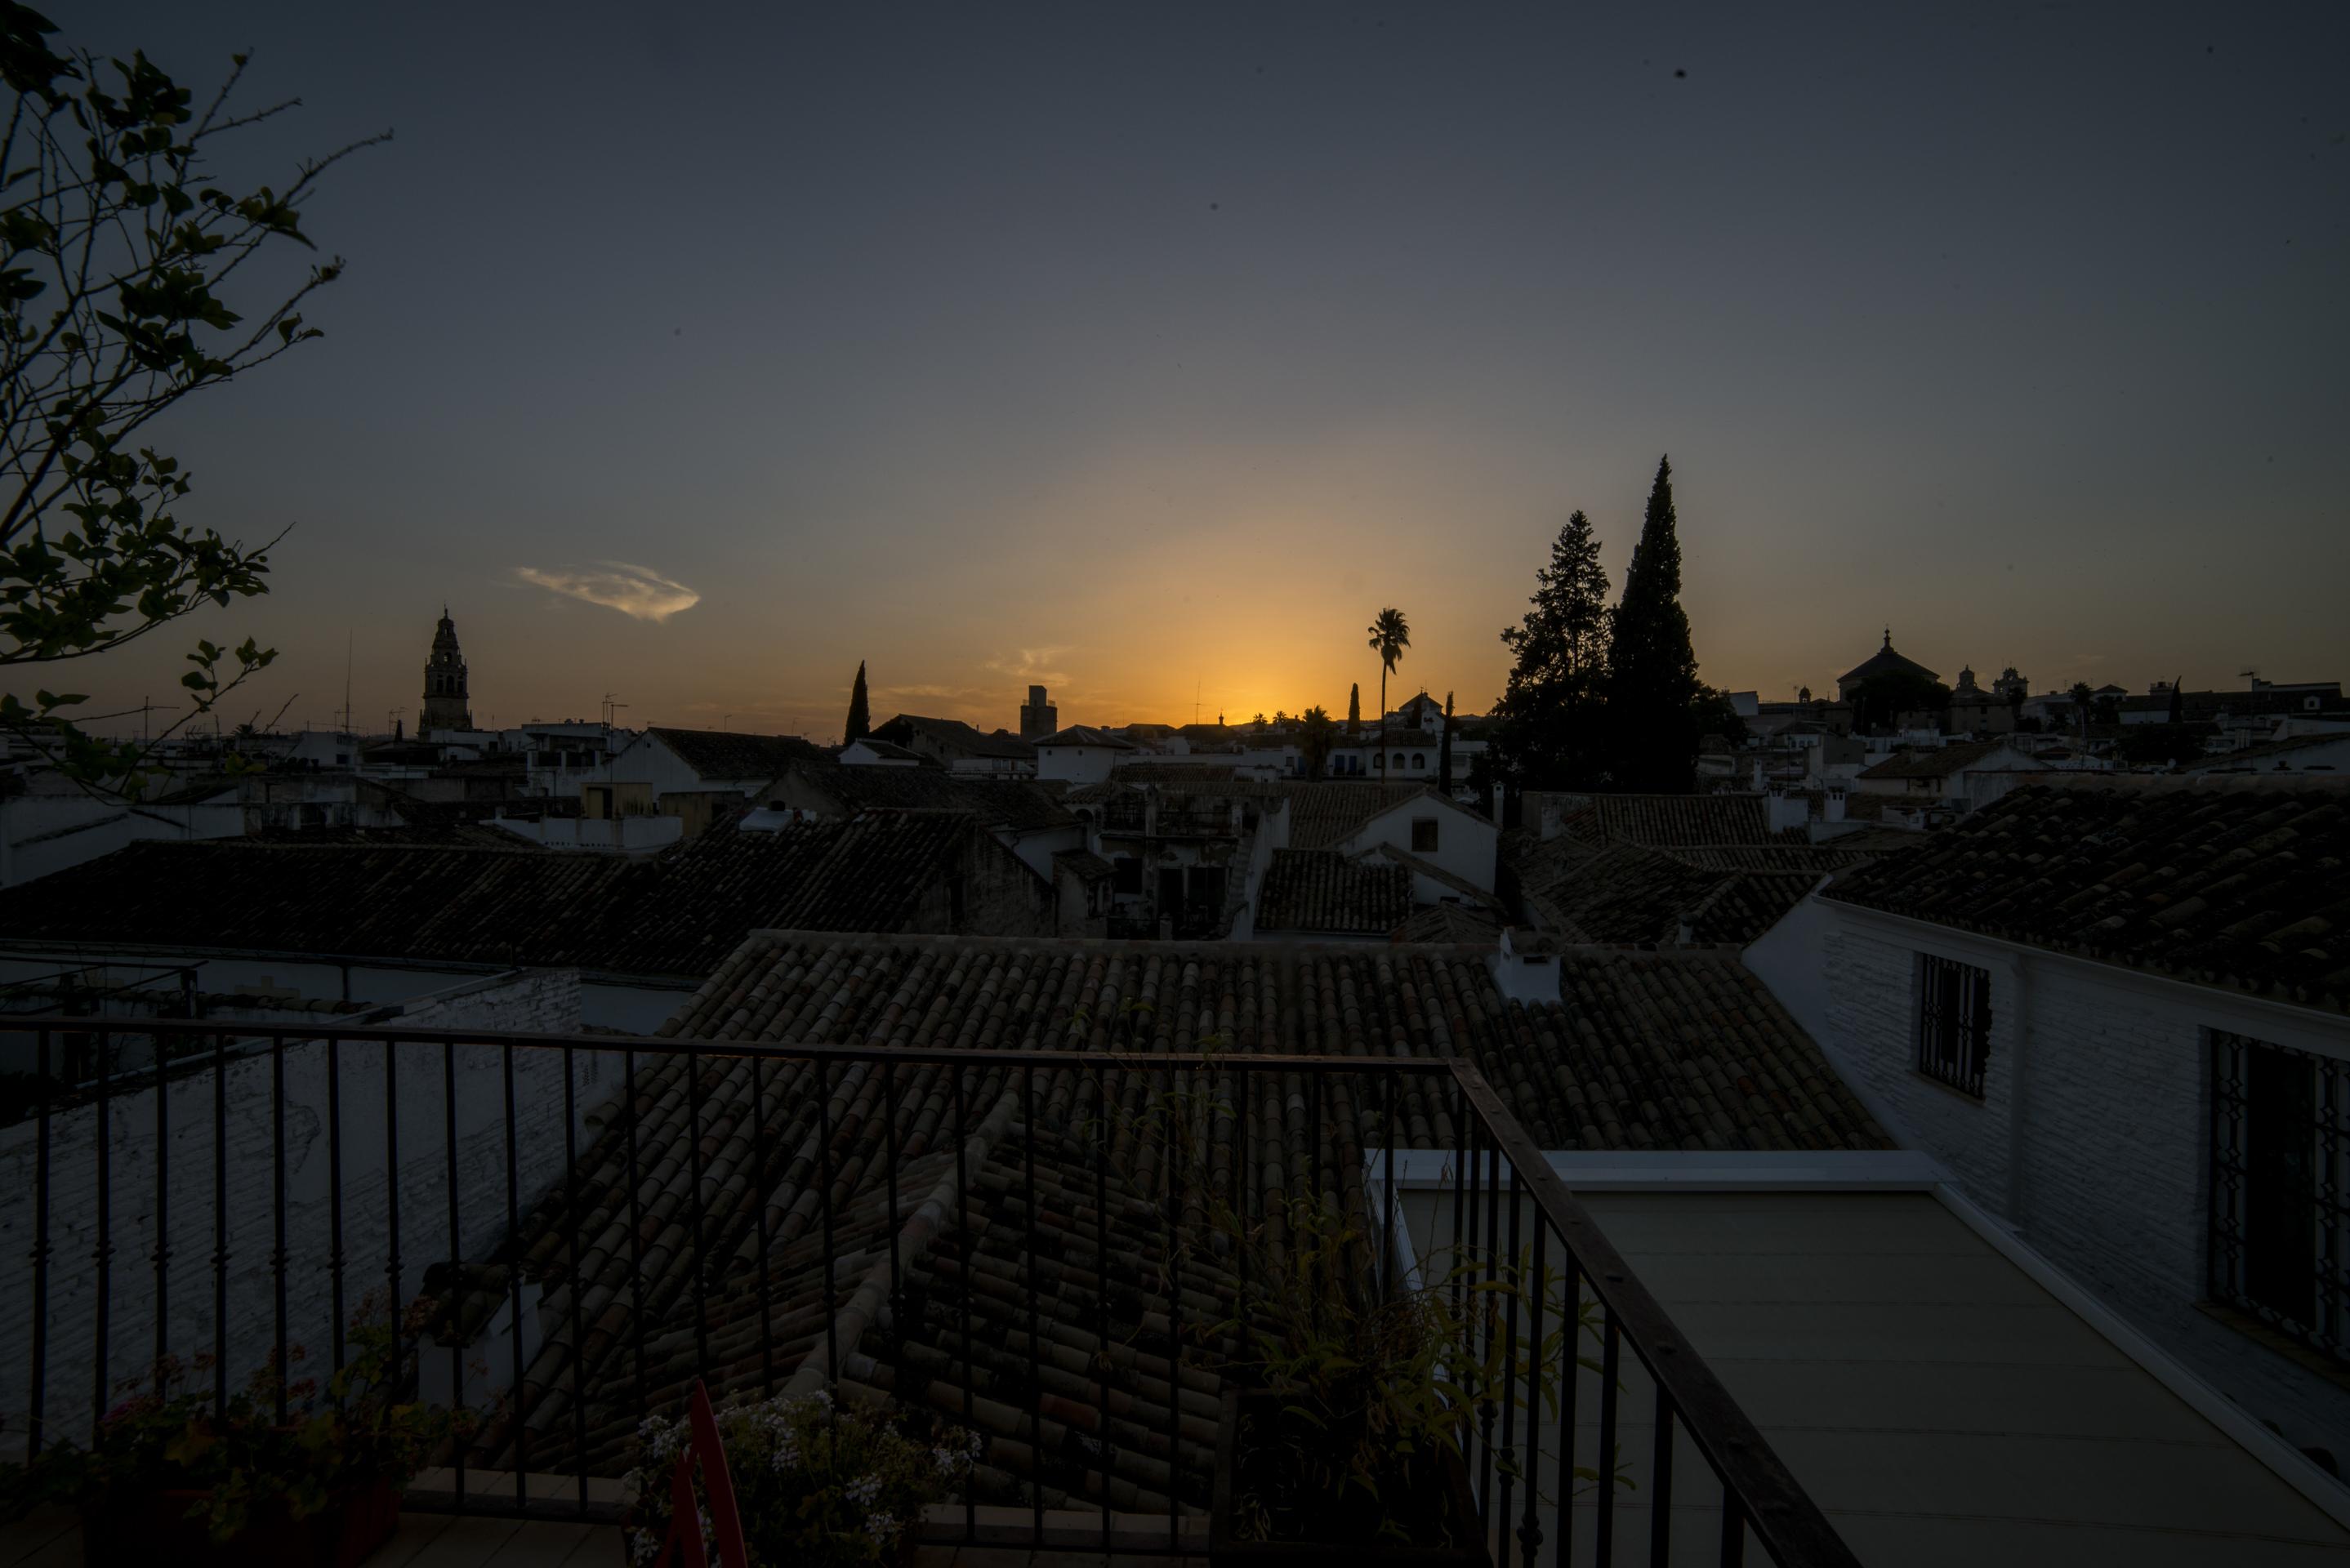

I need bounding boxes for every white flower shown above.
[866,1512,898,1543]
[845,1472,881,1508]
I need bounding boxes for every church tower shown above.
[421,608,474,735]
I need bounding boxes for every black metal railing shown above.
[2,1015,1859,1566]
[1914,953,1991,1098]
[2210,1030,2348,1364]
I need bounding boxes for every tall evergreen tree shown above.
[1438,691,1456,793]
[1492,509,1612,788]
[1605,457,1701,791]
[1348,683,1361,729]
[844,660,871,743]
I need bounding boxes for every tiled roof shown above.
[1037,725,1135,751]
[0,814,988,978]
[1545,791,1780,849]
[872,716,1038,761]
[769,760,1074,833]
[1255,849,1412,934]
[647,727,827,782]
[1110,763,1252,786]
[1050,849,1114,881]
[1501,835,1825,947]
[1662,844,1887,874]
[439,932,1884,1494]
[2183,732,2350,772]
[1824,782,2350,1013]
[1836,638,1938,687]
[842,739,926,762]
[1269,782,1434,849]
[1387,903,1503,943]
[1855,740,2022,781]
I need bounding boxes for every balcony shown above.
[0,1013,1859,1566]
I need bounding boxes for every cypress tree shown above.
[844,660,871,744]
[1348,683,1362,728]
[1605,457,1701,791]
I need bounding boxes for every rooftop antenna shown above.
[1194,677,1201,727]
[342,630,354,735]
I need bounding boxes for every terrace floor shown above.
[0,1508,1198,1568]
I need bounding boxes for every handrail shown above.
[1452,1061,1864,1567]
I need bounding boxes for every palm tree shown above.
[1367,608,1411,781]
[2068,680,2094,747]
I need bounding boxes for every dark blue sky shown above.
[79,2,2350,737]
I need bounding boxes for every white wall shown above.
[2,795,245,888]
[0,969,612,1444]
[1753,899,2350,1465]
[1336,797,1498,897]
[1033,745,1120,785]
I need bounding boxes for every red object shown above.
[81,1478,399,1568]
[649,1379,748,1568]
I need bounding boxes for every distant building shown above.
[1017,684,1057,741]
[1835,629,1939,702]
[420,608,474,736]
[1946,666,2016,736]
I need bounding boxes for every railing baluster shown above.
[152,1036,169,1382]
[441,1039,463,1504]
[1023,1062,1042,1545]
[1165,1060,1181,1554]
[1650,1390,1674,1568]
[1520,1221,1546,1568]
[1594,1313,1620,1565]
[1559,1250,1578,1568]
[1478,1135,1501,1517]
[818,1055,838,1423]
[560,1044,586,1512]
[883,1060,902,1313]
[1098,1063,1113,1553]
[1719,1496,1745,1567]
[502,1042,528,1508]
[954,1062,974,1541]
[751,1054,774,1396]
[91,1028,110,1428]
[1499,1165,1523,1566]
[384,1037,404,1397]
[272,1035,290,1427]
[689,1047,711,1390]
[212,1030,228,1417]
[327,1036,346,1376]
[28,1028,52,1462]
[1383,1065,1398,1300]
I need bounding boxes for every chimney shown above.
[1825,786,1848,824]
[1487,929,1562,1004]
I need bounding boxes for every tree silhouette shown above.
[1367,608,1410,782]
[844,661,871,743]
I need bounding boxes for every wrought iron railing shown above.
[1,1016,1859,1566]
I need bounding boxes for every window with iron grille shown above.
[1914,953,1991,1098]
[2210,1031,2348,1364]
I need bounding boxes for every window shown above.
[2211,1032,2348,1362]
[1411,816,1439,853]
[1111,857,1143,895]
[1411,753,1426,770]
[1913,953,1990,1097]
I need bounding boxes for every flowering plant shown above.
[0,1299,478,1544]
[625,1389,980,1568]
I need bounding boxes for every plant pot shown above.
[82,1477,399,1568]
[1209,1389,1488,1566]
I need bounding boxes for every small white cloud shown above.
[985,645,1074,685]
[515,561,701,622]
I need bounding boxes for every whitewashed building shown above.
[1746,776,2350,1472]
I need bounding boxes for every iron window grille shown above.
[1411,816,1440,853]
[2210,1031,2348,1364]
[1914,954,1991,1098]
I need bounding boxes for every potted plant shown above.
[1206,1196,1609,1564]
[621,1388,981,1568]
[0,1304,477,1567]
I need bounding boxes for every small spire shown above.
[1883,625,1892,648]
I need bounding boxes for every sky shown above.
[62,2,2350,741]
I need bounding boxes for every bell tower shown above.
[421,607,474,735]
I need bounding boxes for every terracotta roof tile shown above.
[1255,850,1411,935]
[1824,782,2350,1013]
